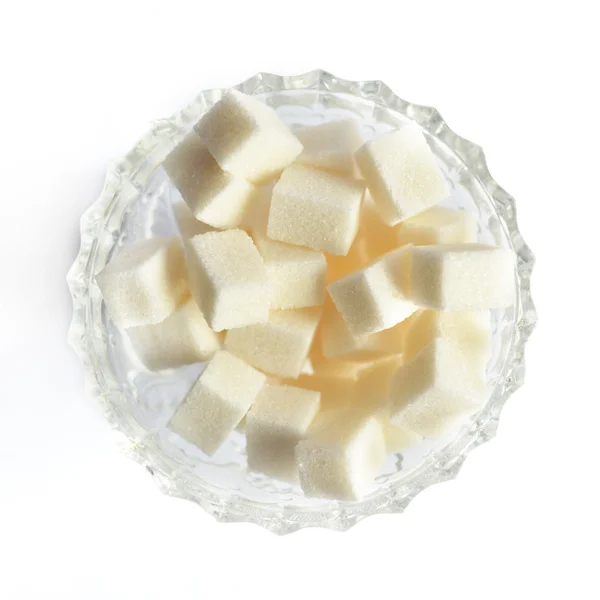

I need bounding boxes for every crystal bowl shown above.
[67,70,536,534]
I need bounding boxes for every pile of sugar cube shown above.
[97,89,515,501]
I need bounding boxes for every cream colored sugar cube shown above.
[389,339,486,436]
[410,244,516,310]
[185,229,269,332]
[169,350,266,455]
[250,200,327,310]
[309,339,365,381]
[296,410,386,501]
[322,298,409,362]
[395,205,478,246]
[355,123,450,226]
[300,358,314,375]
[354,356,423,452]
[360,195,400,259]
[96,236,188,327]
[172,200,216,239]
[256,238,327,310]
[225,307,321,378]
[267,163,365,255]
[246,384,321,481]
[355,354,404,411]
[309,318,366,377]
[328,246,418,337]
[383,422,423,453]
[238,183,275,233]
[194,89,302,184]
[326,196,396,283]
[163,134,255,229]
[326,232,371,283]
[126,298,222,370]
[403,309,491,363]
[295,119,363,175]
[290,372,357,413]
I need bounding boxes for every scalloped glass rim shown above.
[67,70,537,534]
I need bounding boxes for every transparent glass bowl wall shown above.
[67,70,536,534]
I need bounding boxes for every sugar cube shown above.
[389,339,487,436]
[300,358,314,375]
[328,246,418,336]
[126,297,222,370]
[185,229,270,331]
[225,307,321,378]
[403,309,491,364]
[309,318,366,377]
[321,299,406,362]
[296,410,386,500]
[325,195,395,283]
[239,183,274,233]
[354,356,424,452]
[249,195,327,309]
[289,372,356,413]
[383,422,423,453]
[355,123,450,226]
[194,89,302,184]
[395,205,478,246]
[410,244,516,310]
[267,163,365,255]
[163,133,255,229]
[360,194,399,258]
[294,119,363,175]
[246,383,321,481]
[326,232,371,283]
[169,350,266,455]
[172,200,216,238]
[355,354,404,411]
[96,236,188,327]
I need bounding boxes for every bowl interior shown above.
[84,85,517,521]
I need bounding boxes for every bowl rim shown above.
[67,69,537,534]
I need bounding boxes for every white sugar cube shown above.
[169,350,266,455]
[267,163,365,255]
[194,89,302,184]
[296,410,386,500]
[185,229,270,332]
[410,244,516,310]
[395,205,478,246]
[96,236,188,327]
[126,298,222,370]
[246,383,320,481]
[225,307,321,378]
[295,119,363,174]
[356,124,450,226]
[403,309,491,364]
[172,200,216,238]
[249,195,327,309]
[328,246,418,336]
[163,134,255,229]
[389,339,487,436]
[321,299,406,362]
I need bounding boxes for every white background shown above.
[2,2,599,598]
